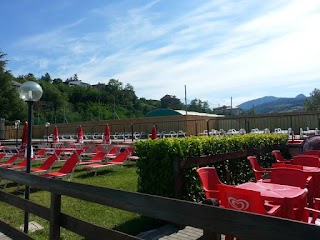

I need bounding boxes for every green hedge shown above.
[135,134,288,201]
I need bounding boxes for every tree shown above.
[188,98,212,113]
[160,95,184,109]
[304,88,320,110]
[0,52,27,123]
[53,78,63,84]
[40,73,52,83]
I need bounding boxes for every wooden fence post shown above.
[174,159,183,199]
[50,192,61,240]
[201,199,221,240]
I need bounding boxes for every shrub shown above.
[135,134,288,201]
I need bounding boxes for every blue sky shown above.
[1,0,320,107]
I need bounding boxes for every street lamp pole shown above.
[18,81,43,234]
[14,120,20,147]
[45,122,50,144]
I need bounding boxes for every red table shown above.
[236,182,307,220]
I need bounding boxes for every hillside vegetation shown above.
[238,94,307,114]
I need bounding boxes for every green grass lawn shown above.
[0,160,164,239]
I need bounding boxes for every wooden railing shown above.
[0,168,319,240]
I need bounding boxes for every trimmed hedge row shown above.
[135,134,288,201]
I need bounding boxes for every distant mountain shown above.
[238,94,307,114]
[238,96,279,110]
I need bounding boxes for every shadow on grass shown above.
[113,216,167,236]
[76,169,115,179]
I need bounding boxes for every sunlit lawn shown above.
[0,160,164,240]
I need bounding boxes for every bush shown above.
[135,134,288,201]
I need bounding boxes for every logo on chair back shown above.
[228,197,249,210]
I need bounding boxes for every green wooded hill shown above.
[238,94,307,113]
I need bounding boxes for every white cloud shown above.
[4,0,320,107]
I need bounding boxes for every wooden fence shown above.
[3,110,320,140]
[215,111,320,134]
[0,168,319,240]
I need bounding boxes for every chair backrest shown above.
[2,154,19,165]
[75,149,84,156]
[293,155,320,167]
[54,149,64,157]
[127,147,135,153]
[218,184,267,214]
[90,151,107,161]
[304,150,320,157]
[108,147,120,155]
[34,148,47,158]
[82,146,90,152]
[272,150,288,163]
[196,167,223,199]
[111,151,130,163]
[59,152,79,174]
[38,154,58,170]
[15,158,27,167]
[270,168,308,189]
[92,146,103,154]
[272,163,303,170]
[0,153,6,161]
[247,156,265,181]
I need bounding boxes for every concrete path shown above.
[137,224,225,240]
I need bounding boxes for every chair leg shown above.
[3,179,8,189]
[16,183,21,192]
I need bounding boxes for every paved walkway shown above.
[0,233,11,240]
[137,224,225,240]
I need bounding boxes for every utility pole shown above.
[185,85,187,115]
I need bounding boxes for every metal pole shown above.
[24,101,33,233]
[15,126,18,147]
[46,127,49,143]
[131,124,134,142]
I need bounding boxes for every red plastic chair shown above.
[272,150,293,163]
[105,147,120,159]
[272,163,303,170]
[33,148,48,160]
[30,153,59,174]
[304,150,320,157]
[218,184,281,215]
[302,198,320,225]
[270,168,312,189]
[78,151,108,165]
[218,184,281,240]
[0,153,7,161]
[196,167,226,200]
[39,152,80,181]
[0,154,20,168]
[273,162,317,207]
[247,156,271,182]
[293,155,320,167]
[83,151,131,176]
[6,158,29,170]
[80,146,103,157]
[270,168,312,220]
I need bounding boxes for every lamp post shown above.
[18,81,43,233]
[45,122,50,144]
[14,120,20,147]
